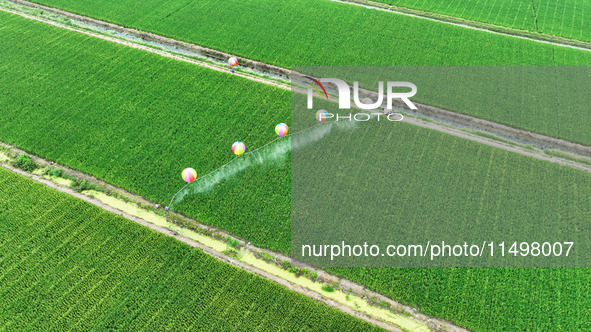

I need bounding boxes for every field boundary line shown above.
[4,0,291,77]
[0,143,470,332]
[9,0,591,53]
[0,6,289,90]
[0,163,449,332]
[3,0,591,159]
[404,115,591,173]
[331,0,591,52]
[399,100,591,158]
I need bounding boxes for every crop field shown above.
[25,0,591,69]
[376,0,537,31]
[22,0,591,144]
[329,266,591,331]
[294,122,591,330]
[372,0,591,42]
[535,0,591,41]
[0,11,292,251]
[2,11,590,257]
[1,1,591,331]
[0,167,382,331]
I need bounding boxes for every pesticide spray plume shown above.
[172,138,290,204]
[167,118,366,209]
[165,94,391,209]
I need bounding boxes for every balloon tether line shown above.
[165,182,190,212]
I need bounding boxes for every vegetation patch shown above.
[13,153,37,172]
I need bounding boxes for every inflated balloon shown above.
[316,110,329,122]
[182,168,197,183]
[275,123,289,137]
[228,57,238,67]
[232,141,246,155]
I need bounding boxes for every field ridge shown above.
[355,0,591,46]
[13,0,591,53]
[3,2,591,157]
[0,165,394,331]
[0,153,465,332]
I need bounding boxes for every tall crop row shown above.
[372,0,537,32]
